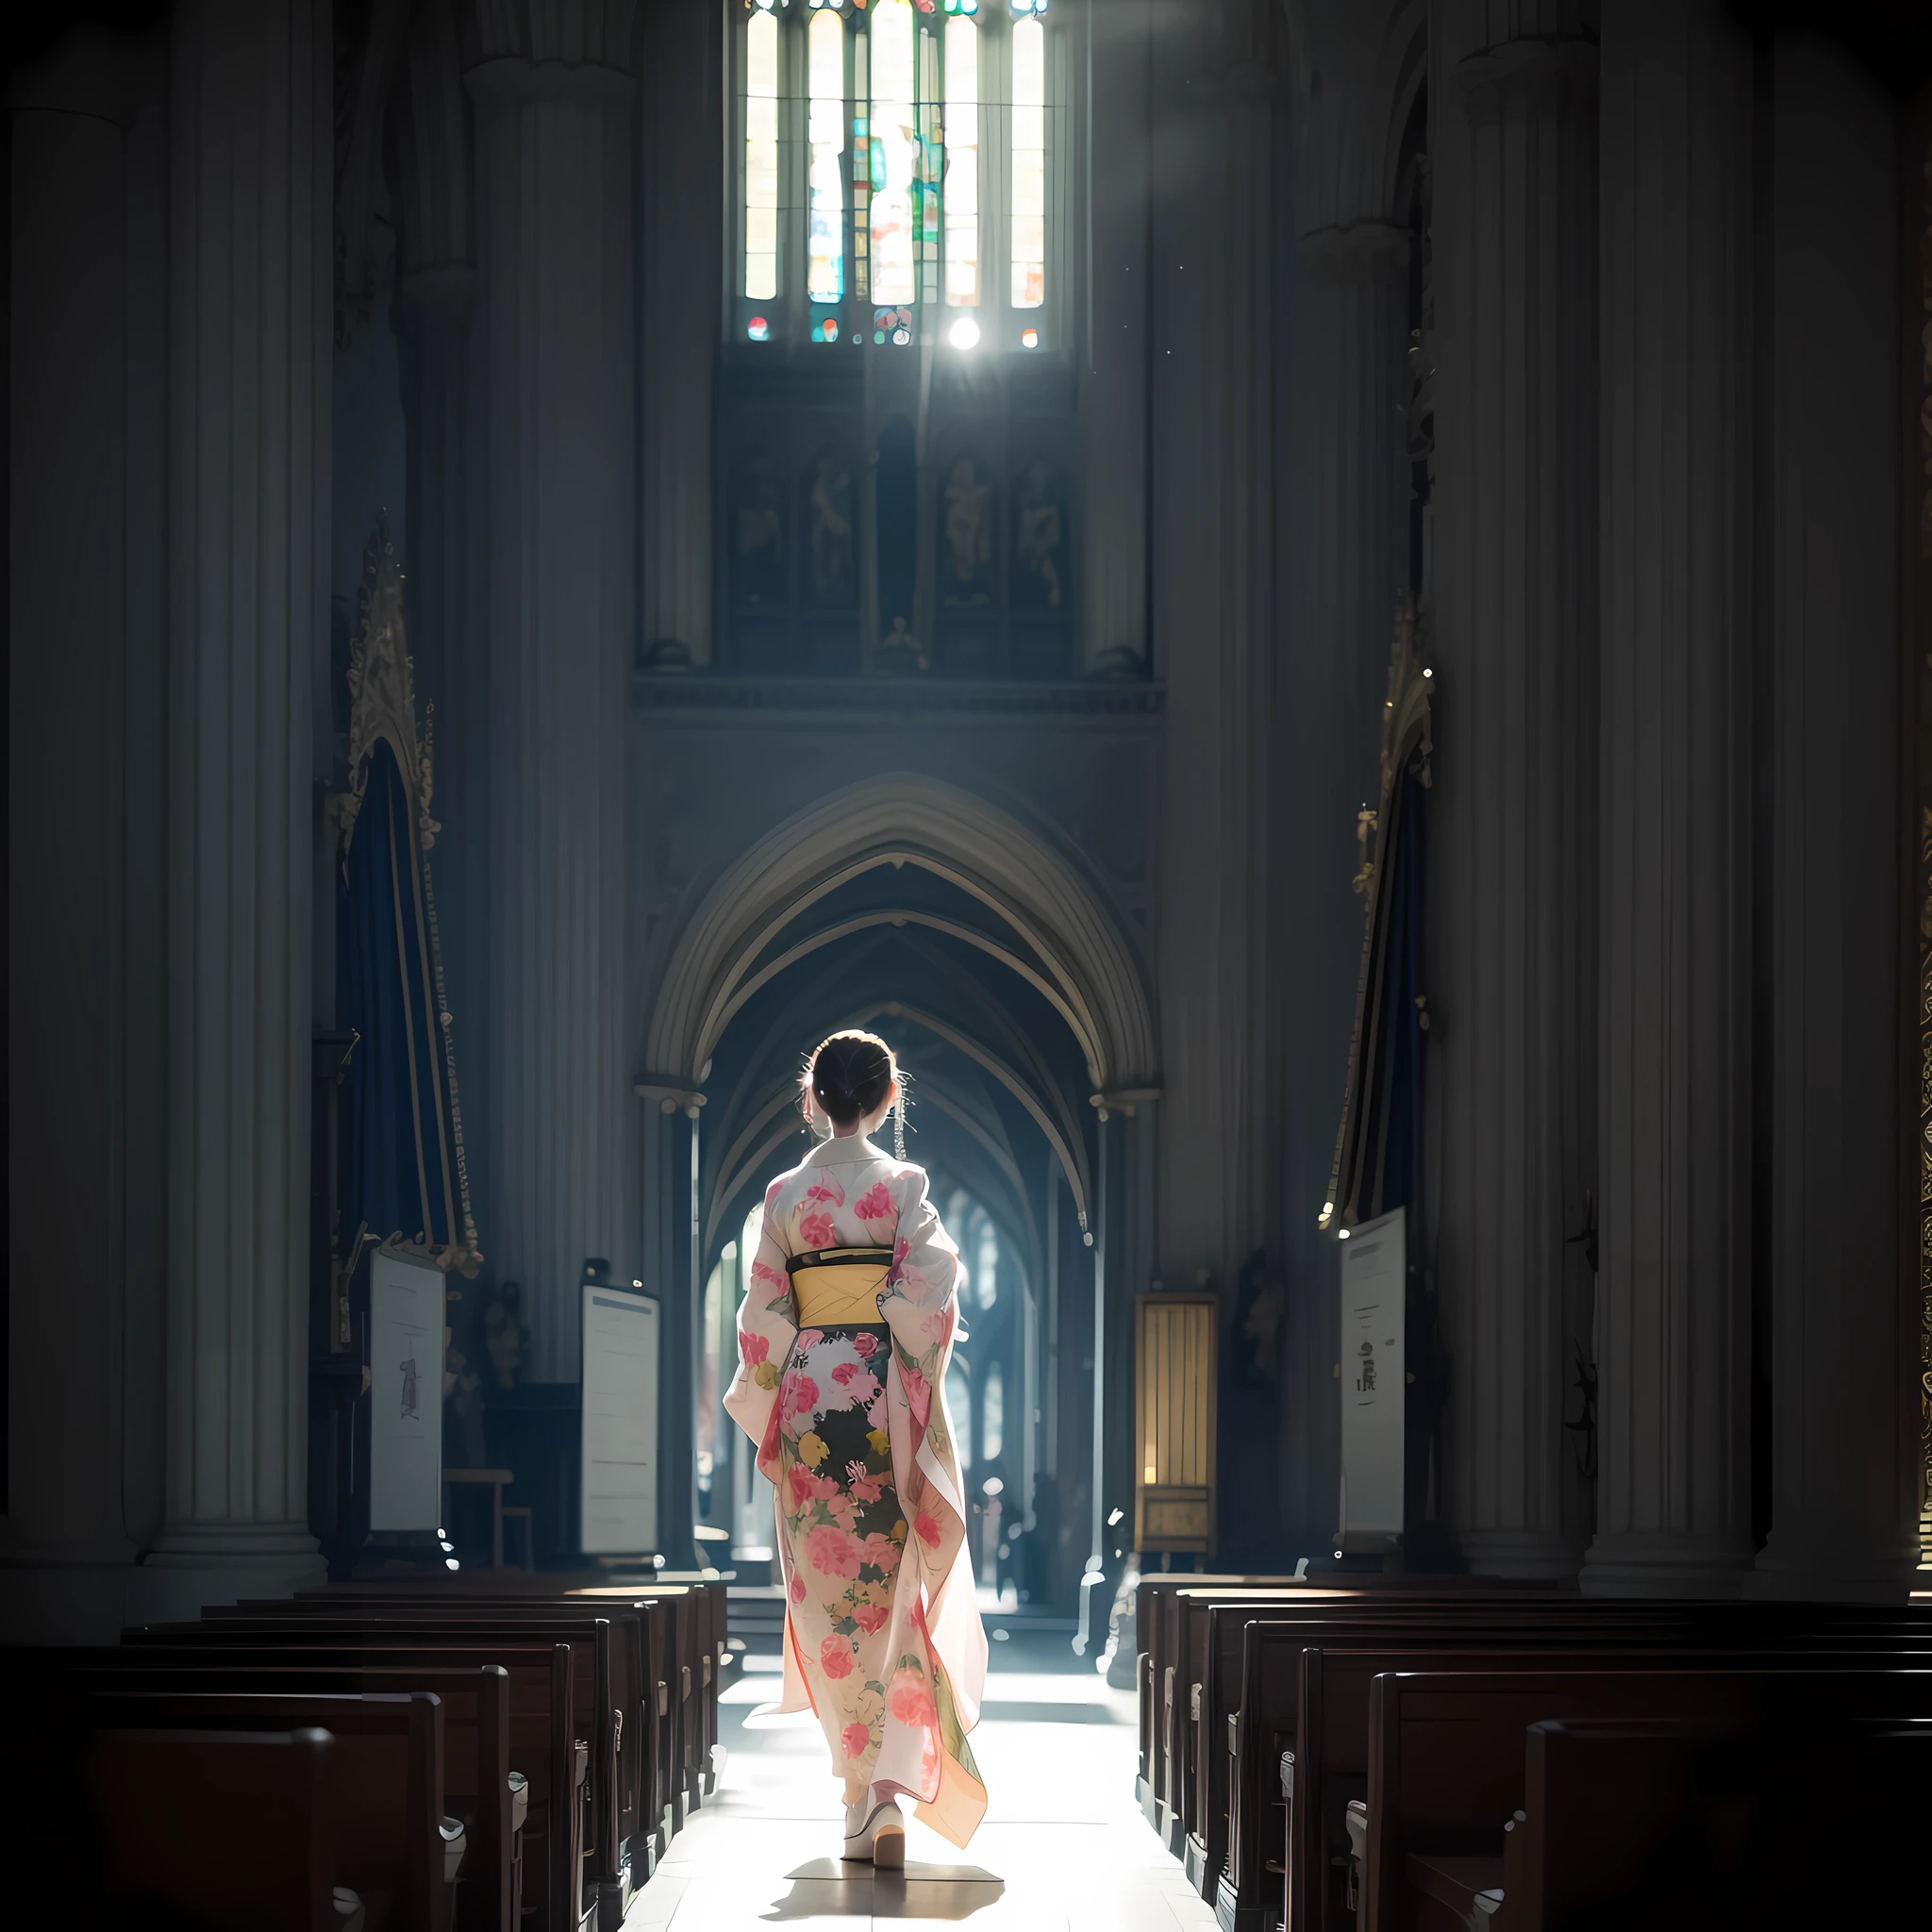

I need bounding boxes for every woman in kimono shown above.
[723,1030,988,1865]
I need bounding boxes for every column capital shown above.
[1457,35,1598,124]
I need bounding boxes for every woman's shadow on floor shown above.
[763,1858,1007,1921]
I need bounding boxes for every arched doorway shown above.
[642,775,1158,1621]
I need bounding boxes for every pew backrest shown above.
[65,1659,514,1932]
[121,1631,581,1932]
[1366,1668,1932,1932]
[87,1725,338,1932]
[89,1690,445,1932]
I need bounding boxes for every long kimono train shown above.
[723,1135,989,1846]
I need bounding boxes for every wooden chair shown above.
[443,1467,517,1569]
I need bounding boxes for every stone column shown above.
[2,29,154,1641]
[467,3,637,1377]
[395,0,478,717]
[639,0,716,667]
[1081,0,1151,676]
[1429,4,1599,1579]
[138,0,333,1619]
[1582,0,1756,1598]
[1155,15,1284,1297]
[1153,0,1292,1567]
[1747,35,1916,1603]
[1279,223,1409,1541]
[1300,224,1410,736]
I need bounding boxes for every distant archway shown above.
[645,773,1159,1093]
[652,774,1156,1614]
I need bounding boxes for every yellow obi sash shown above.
[788,1245,893,1325]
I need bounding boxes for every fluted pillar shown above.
[467,3,637,1376]
[1300,223,1409,715]
[1583,0,1755,1597]
[1747,35,1915,1602]
[1278,220,1410,1539]
[2,29,157,1641]
[1430,5,1599,1579]
[138,0,332,1619]
[1155,1,1289,1564]
[639,0,715,666]
[1081,0,1152,676]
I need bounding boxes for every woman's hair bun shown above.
[805,1029,897,1129]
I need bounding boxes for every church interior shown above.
[6,0,1932,1925]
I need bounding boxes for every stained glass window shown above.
[943,12,979,308]
[734,0,1050,348]
[743,0,779,302]
[807,7,845,301]
[870,0,917,305]
[1010,7,1045,308]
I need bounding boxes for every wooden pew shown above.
[206,1601,634,1920]
[121,1631,584,1932]
[298,1580,705,1860]
[1217,1606,1932,1932]
[312,1574,726,1807]
[1494,1715,1932,1929]
[87,1690,448,1932]
[1260,1633,1932,1932]
[1133,1574,1306,1824]
[1161,1588,1357,1856]
[1364,1667,1932,1932]
[1160,1584,1579,1868]
[269,1584,717,1911]
[86,1725,340,1931]
[1133,1573,1562,1836]
[1191,1595,1925,1907]
[55,1656,516,1932]
[1176,1593,1634,1888]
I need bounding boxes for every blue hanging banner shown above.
[1324,592,1434,1235]
[334,519,482,1275]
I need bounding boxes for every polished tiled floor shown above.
[625,1623,1218,1931]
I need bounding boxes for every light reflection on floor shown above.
[625,1622,1219,1931]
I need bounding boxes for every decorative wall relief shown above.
[802,451,857,607]
[940,455,994,605]
[1012,458,1064,610]
[731,455,787,606]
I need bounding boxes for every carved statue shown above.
[1014,459,1063,609]
[806,454,854,606]
[941,457,991,600]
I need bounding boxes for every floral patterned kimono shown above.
[723,1134,989,1846]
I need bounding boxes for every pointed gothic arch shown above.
[643,772,1159,1095]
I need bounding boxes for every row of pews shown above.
[1133,1573,1932,1931]
[8,1573,728,1932]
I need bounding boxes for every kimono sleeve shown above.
[722,1180,796,1466]
[879,1166,963,1466]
